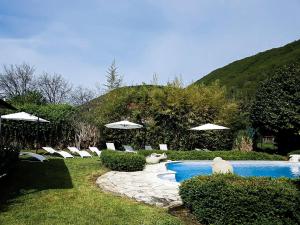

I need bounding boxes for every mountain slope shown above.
[194,39,300,98]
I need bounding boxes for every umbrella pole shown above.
[36,118,39,153]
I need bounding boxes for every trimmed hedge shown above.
[288,150,300,156]
[138,150,286,161]
[101,150,146,172]
[0,146,19,176]
[180,175,300,225]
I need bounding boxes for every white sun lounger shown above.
[195,148,211,152]
[145,145,153,150]
[123,145,137,153]
[67,147,92,158]
[89,147,101,156]
[106,143,116,150]
[159,144,168,151]
[19,152,47,162]
[42,147,74,158]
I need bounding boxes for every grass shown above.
[0,156,182,225]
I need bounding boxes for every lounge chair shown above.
[67,147,92,158]
[19,152,47,162]
[123,145,136,153]
[106,143,116,150]
[42,147,74,158]
[145,145,153,150]
[195,148,211,152]
[159,144,168,151]
[89,147,101,156]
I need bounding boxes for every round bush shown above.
[180,175,300,225]
[101,150,146,172]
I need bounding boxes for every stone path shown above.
[96,162,182,208]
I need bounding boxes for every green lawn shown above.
[0,157,182,225]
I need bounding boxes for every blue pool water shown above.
[166,161,300,182]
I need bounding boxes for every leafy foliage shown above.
[138,150,285,161]
[101,150,146,171]
[194,40,300,99]
[180,175,300,225]
[1,103,77,148]
[288,150,300,156]
[250,63,300,153]
[81,83,238,150]
[0,146,19,175]
[233,130,253,152]
[9,91,47,105]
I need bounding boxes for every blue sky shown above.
[0,0,300,88]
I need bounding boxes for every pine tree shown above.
[104,60,122,91]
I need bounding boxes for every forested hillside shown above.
[194,40,300,98]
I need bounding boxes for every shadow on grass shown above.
[0,158,73,212]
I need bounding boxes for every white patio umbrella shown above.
[1,112,49,123]
[0,112,50,151]
[189,123,229,131]
[105,120,143,149]
[105,120,143,129]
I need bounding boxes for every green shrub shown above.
[138,150,286,161]
[180,175,300,225]
[81,84,239,150]
[1,103,77,148]
[0,146,19,175]
[288,150,300,156]
[250,63,300,153]
[101,150,146,172]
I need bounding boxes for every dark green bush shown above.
[180,175,300,225]
[138,150,286,161]
[81,84,239,150]
[101,150,146,172]
[0,146,19,175]
[1,103,77,148]
[288,150,300,156]
[250,63,300,153]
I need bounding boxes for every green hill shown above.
[194,39,300,98]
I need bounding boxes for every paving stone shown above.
[96,162,182,208]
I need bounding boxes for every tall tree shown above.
[250,63,300,153]
[0,63,36,99]
[70,86,96,106]
[38,72,72,103]
[104,60,122,91]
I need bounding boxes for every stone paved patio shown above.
[96,162,182,208]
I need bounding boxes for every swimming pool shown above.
[166,161,300,182]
